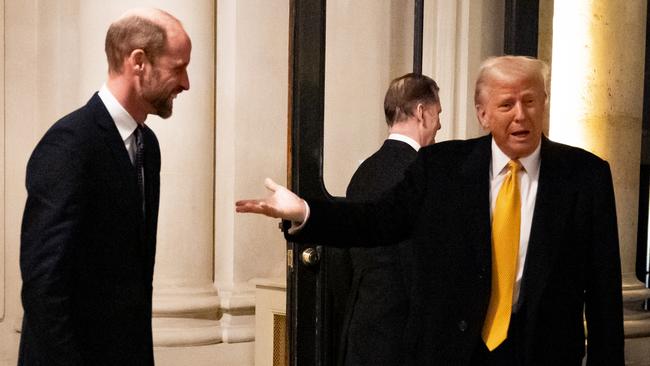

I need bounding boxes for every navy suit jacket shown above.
[293,135,624,365]
[19,94,161,365]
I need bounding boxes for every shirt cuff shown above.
[287,200,310,234]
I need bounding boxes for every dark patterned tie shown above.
[134,126,145,215]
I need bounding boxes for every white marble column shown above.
[146,1,219,346]
[550,0,646,275]
[214,0,290,343]
[76,0,219,346]
[548,1,650,364]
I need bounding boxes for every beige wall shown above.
[2,0,39,364]
[0,0,4,326]
[323,0,414,196]
[214,0,289,288]
[0,1,8,364]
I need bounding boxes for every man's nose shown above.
[513,101,526,121]
[180,70,190,91]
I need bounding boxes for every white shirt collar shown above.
[490,137,541,178]
[388,133,421,151]
[98,84,139,141]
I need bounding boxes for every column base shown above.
[622,273,650,366]
[151,281,255,346]
[154,339,254,366]
[153,282,221,318]
[153,318,222,347]
[217,282,256,343]
[152,281,221,347]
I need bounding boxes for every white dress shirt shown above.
[489,139,541,305]
[97,84,139,164]
[388,133,421,151]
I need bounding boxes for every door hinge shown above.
[287,248,294,270]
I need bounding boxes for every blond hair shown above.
[474,55,550,106]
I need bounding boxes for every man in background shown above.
[19,8,191,365]
[237,56,624,365]
[340,73,440,366]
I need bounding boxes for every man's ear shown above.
[129,49,147,74]
[415,103,425,122]
[476,104,489,129]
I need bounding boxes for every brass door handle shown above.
[301,247,319,266]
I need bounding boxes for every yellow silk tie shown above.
[482,160,521,351]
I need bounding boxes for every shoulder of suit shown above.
[35,96,107,153]
[359,141,416,167]
[419,135,487,157]
[543,138,608,168]
[346,143,415,196]
[350,147,387,177]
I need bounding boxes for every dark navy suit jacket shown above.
[19,94,161,365]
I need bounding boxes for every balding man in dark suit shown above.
[19,8,191,365]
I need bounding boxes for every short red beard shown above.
[142,68,174,119]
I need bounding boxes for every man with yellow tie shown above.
[237,56,624,365]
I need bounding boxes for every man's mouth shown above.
[511,130,529,138]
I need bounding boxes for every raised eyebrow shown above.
[521,89,541,97]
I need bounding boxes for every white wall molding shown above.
[423,0,504,142]
[217,282,256,343]
[153,318,222,347]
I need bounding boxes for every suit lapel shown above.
[89,93,155,277]
[459,136,493,273]
[519,137,573,309]
[89,94,140,211]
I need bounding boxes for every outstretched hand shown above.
[235,178,307,223]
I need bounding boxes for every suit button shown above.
[458,320,468,332]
